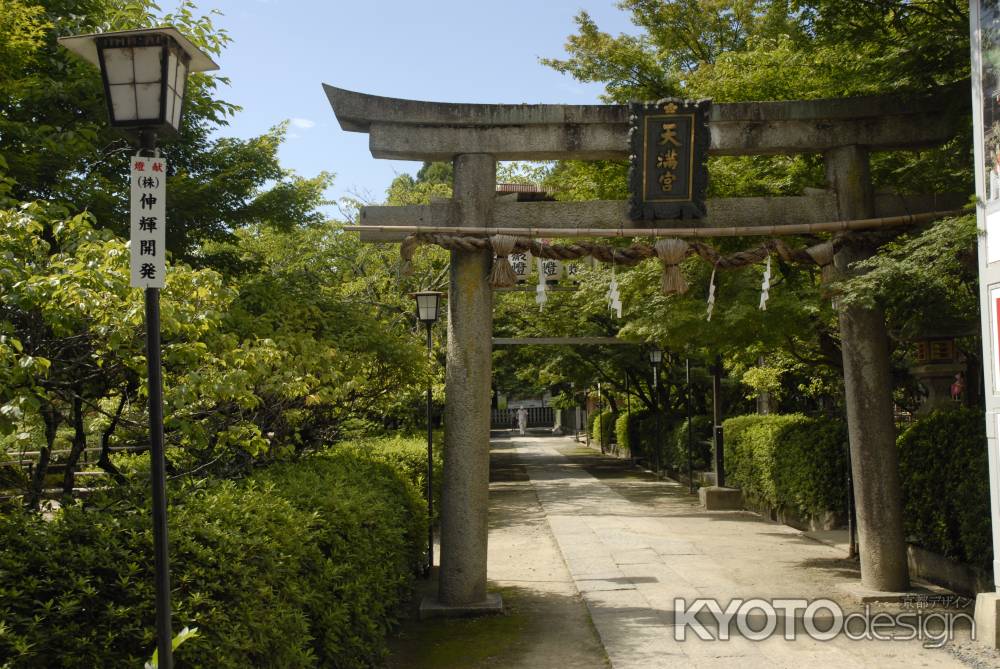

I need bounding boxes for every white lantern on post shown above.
[58,27,218,136]
[57,27,218,669]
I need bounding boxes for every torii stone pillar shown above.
[826,145,909,592]
[434,154,501,612]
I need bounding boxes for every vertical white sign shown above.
[130,153,166,288]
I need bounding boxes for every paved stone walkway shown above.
[511,434,974,669]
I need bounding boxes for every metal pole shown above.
[598,382,604,454]
[626,374,632,463]
[686,358,694,494]
[140,129,172,669]
[653,364,660,473]
[425,322,434,574]
[712,355,725,488]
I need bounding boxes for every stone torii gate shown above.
[325,83,967,612]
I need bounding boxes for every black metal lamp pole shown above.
[411,291,441,577]
[652,364,659,472]
[686,358,694,494]
[649,348,662,474]
[424,320,434,574]
[139,128,173,669]
[712,355,725,488]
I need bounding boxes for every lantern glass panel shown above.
[170,92,182,128]
[416,294,440,322]
[109,84,137,121]
[169,59,186,128]
[103,47,134,84]
[167,51,179,91]
[136,82,162,118]
[132,46,162,83]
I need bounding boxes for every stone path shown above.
[512,434,976,669]
[385,435,609,668]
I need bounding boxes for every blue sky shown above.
[168,1,638,216]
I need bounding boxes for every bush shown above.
[591,410,615,448]
[669,416,713,472]
[723,413,848,521]
[615,412,634,455]
[897,408,992,570]
[0,443,427,668]
[338,435,443,522]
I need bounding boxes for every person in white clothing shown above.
[517,406,528,436]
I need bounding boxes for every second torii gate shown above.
[326,83,967,613]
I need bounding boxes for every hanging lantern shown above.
[509,251,532,283]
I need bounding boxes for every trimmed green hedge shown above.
[615,412,635,455]
[591,410,615,448]
[613,410,681,466]
[341,435,443,522]
[898,408,992,570]
[0,443,428,668]
[717,409,995,571]
[669,416,713,472]
[723,413,848,521]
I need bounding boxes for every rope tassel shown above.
[759,255,772,311]
[399,234,419,277]
[607,264,622,319]
[488,234,518,288]
[706,266,717,322]
[654,238,691,295]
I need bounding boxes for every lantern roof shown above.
[58,26,219,73]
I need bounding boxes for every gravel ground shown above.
[950,641,1000,668]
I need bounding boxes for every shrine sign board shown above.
[628,98,710,221]
[130,153,166,288]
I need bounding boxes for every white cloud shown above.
[290,117,316,130]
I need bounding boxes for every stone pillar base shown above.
[699,486,743,510]
[419,592,504,620]
[975,592,1000,649]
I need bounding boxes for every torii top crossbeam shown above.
[324,84,968,243]
[324,82,965,161]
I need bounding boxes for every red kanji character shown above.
[151,162,164,173]
[133,161,146,172]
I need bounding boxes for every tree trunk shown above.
[97,394,128,485]
[26,402,58,510]
[62,394,87,497]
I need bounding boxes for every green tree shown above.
[0,0,331,263]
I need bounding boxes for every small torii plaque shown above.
[628,98,711,221]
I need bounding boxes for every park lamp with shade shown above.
[649,347,664,471]
[411,290,443,575]
[57,26,218,669]
[413,290,443,324]
[58,27,218,137]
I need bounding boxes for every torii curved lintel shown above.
[323,82,968,161]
